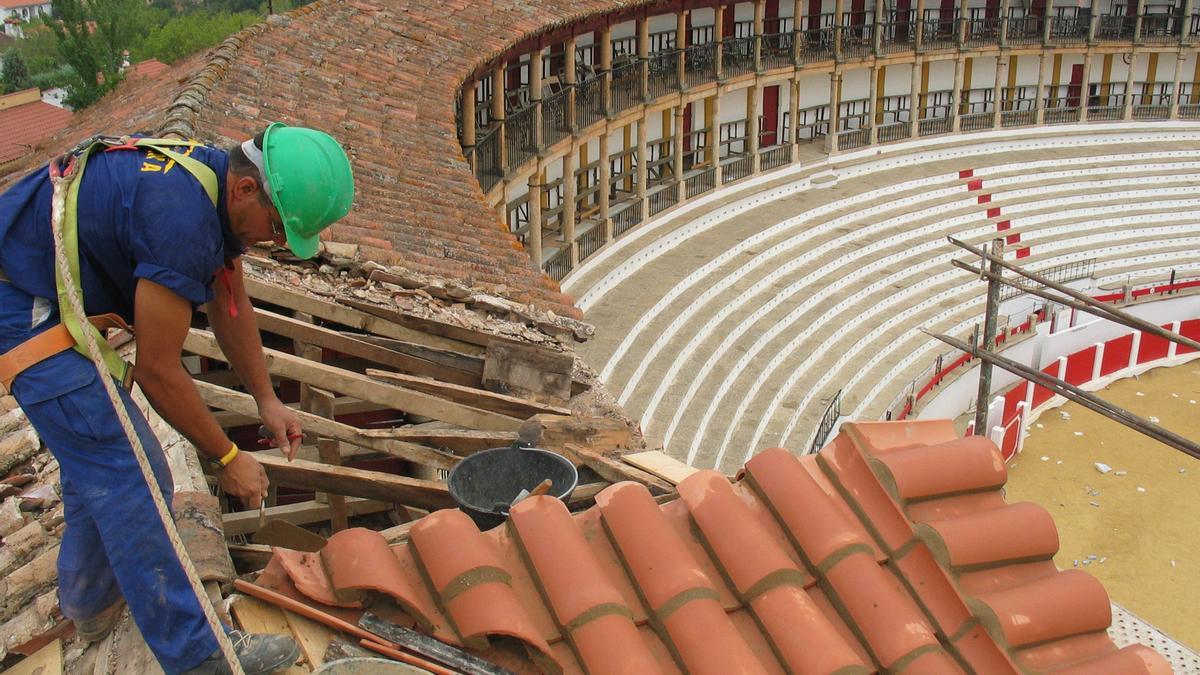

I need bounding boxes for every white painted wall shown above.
[883,63,915,98]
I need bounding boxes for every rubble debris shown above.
[1095,462,1112,474]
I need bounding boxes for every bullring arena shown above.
[2,0,1200,672]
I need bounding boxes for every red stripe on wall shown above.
[1016,247,1031,258]
[967,179,983,191]
[1006,232,1021,245]
[1100,334,1134,376]
[987,207,1001,218]
[959,169,974,178]
[977,194,991,204]
[1064,346,1097,385]
[996,220,1011,231]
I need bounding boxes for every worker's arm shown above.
[132,278,269,508]
[207,257,302,459]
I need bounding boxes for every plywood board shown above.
[6,638,61,675]
[621,451,699,485]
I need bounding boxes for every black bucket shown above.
[447,442,578,530]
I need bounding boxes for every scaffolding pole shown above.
[974,239,1004,436]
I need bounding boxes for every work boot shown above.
[74,598,126,643]
[182,630,300,675]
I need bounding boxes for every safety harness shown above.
[0,136,219,391]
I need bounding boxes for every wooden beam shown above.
[223,498,394,536]
[341,298,521,351]
[185,329,522,433]
[242,277,484,356]
[255,454,456,510]
[250,307,481,387]
[194,381,460,470]
[357,426,516,455]
[366,369,570,420]
[210,398,389,428]
[348,334,485,379]
[561,442,673,495]
[621,451,699,485]
[308,387,349,532]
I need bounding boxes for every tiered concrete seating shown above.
[567,125,1200,474]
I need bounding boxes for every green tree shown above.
[48,0,152,108]
[137,11,258,64]
[2,48,32,94]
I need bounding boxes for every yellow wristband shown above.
[217,444,239,468]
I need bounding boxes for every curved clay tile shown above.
[507,496,659,674]
[409,509,560,673]
[817,433,917,553]
[906,491,1008,523]
[594,482,767,675]
[1045,644,1174,675]
[677,470,868,674]
[917,501,1060,569]
[272,547,361,609]
[951,624,1021,674]
[318,527,435,629]
[1013,632,1133,672]
[744,448,874,567]
[869,436,1006,501]
[971,569,1112,648]
[890,541,975,636]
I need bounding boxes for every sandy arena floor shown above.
[1004,361,1200,650]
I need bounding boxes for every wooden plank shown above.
[621,451,699,485]
[223,498,394,536]
[366,369,570,420]
[284,610,334,671]
[255,453,456,510]
[211,398,388,429]
[186,329,522,433]
[341,298,521,351]
[251,308,481,387]
[231,597,308,675]
[228,543,274,572]
[358,426,515,455]
[7,638,62,675]
[561,442,673,495]
[196,381,458,469]
[244,277,483,356]
[306,387,348,532]
[349,334,485,379]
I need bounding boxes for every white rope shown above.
[49,168,246,675]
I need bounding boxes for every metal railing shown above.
[761,31,794,69]
[918,116,951,136]
[610,61,642,116]
[722,36,755,77]
[612,200,643,237]
[648,185,678,215]
[798,27,835,63]
[999,258,1095,301]
[838,127,870,149]
[808,389,842,454]
[877,121,911,143]
[1006,15,1043,45]
[1044,106,1080,124]
[647,50,681,99]
[577,223,605,262]
[542,88,570,147]
[722,155,753,184]
[1096,15,1136,40]
[760,144,792,169]
[685,167,716,198]
[684,42,717,87]
[963,17,1002,43]
[575,75,604,129]
[1134,103,1170,119]
[505,105,536,171]
[840,24,875,58]
[1050,16,1089,44]
[1001,108,1036,126]
[474,126,502,192]
[920,17,958,49]
[544,246,572,282]
[960,111,994,131]
[1180,103,1200,119]
[1088,104,1124,120]
[1139,12,1181,41]
[878,17,917,52]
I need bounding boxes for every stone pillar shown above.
[562,150,577,264]
[1134,0,1147,43]
[787,74,800,154]
[959,0,970,44]
[826,71,842,153]
[1079,52,1094,120]
[636,117,648,215]
[1183,0,1196,44]
[715,4,726,79]
[638,17,650,100]
[462,81,477,172]
[531,50,544,150]
[678,10,688,84]
[1170,51,1185,117]
[999,0,1010,47]
[599,132,611,240]
[1124,51,1137,119]
[993,56,1008,127]
[868,65,880,143]
[674,105,686,201]
[493,63,507,169]
[754,0,766,71]
[712,94,724,183]
[598,29,611,115]
[951,56,965,131]
[910,58,922,136]
[794,0,806,63]
[565,36,578,129]
[748,84,762,170]
[1034,52,1048,124]
[527,171,542,265]
[834,0,846,60]
[915,0,927,49]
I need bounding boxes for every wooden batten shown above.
[255,454,455,510]
[366,368,571,420]
[184,329,523,433]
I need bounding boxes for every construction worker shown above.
[0,124,354,674]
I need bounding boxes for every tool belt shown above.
[0,314,134,391]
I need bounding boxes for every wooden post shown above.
[599,131,611,241]
[1124,50,1137,119]
[959,0,970,43]
[748,84,761,169]
[999,0,1010,47]
[308,388,349,532]
[993,56,1007,126]
[787,74,800,157]
[951,56,965,131]
[531,49,544,150]
[834,0,845,60]
[674,105,686,202]
[793,0,805,63]
[715,4,726,80]
[754,0,766,71]
[492,63,507,171]
[677,10,688,85]
[1170,51,1185,118]
[826,71,841,153]
[636,115,648,216]
[915,0,927,49]
[868,65,880,143]
[1134,0,1147,42]
[1079,52,1094,120]
[974,239,1004,436]
[565,36,578,130]
[712,93,724,182]
[1034,51,1048,124]
[910,58,922,135]
[598,29,610,115]
[527,170,543,265]
[638,17,650,100]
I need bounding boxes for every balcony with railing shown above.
[761,20,795,70]
[760,143,792,169]
[721,153,753,184]
[796,105,830,141]
[722,36,756,77]
[877,121,911,143]
[684,41,718,87]
[647,184,679,215]
[920,12,958,50]
[838,126,870,149]
[610,59,643,116]
[960,109,995,131]
[1139,12,1182,42]
[647,50,681,99]
[840,22,876,58]
[684,166,717,198]
[504,104,537,171]
[1006,14,1044,45]
[1088,92,1126,120]
[1043,98,1081,124]
[918,114,951,136]
[473,125,502,192]
[878,10,916,52]
[798,26,835,63]
[963,16,1002,44]
[1096,14,1136,41]
[575,74,604,129]
[1001,103,1037,127]
[542,88,571,148]
[1050,15,1089,45]
[1132,92,1172,119]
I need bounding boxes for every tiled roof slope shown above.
[0,98,72,165]
[0,0,668,319]
[258,420,1171,674]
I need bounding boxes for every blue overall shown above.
[0,143,244,673]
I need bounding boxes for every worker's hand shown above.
[258,396,303,461]
[218,451,270,509]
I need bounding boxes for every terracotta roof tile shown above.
[256,420,1172,674]
[0,98,71,166]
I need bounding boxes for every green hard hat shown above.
[259,122,355,259]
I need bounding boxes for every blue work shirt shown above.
[0,142,245,323]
